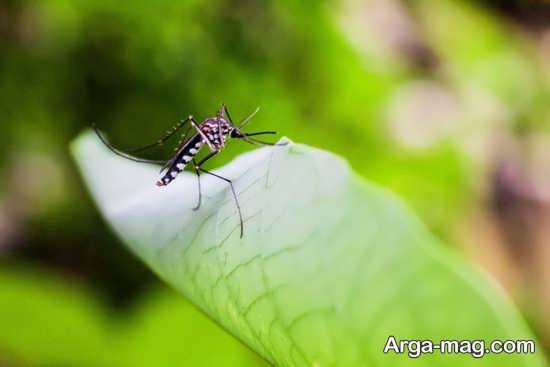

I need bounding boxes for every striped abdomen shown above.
[156,134,203,186]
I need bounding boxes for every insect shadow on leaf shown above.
[92,104,286,238]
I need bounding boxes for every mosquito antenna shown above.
[238,106,260,128]
[241,135,287,146]
[244,131,276,137]
[92,124,166,165]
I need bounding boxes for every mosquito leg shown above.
[92,124,167,165]
[197,167,244,239]
[241,135,288,146]
[189,116,216,151]
[127,117,192,153]
[192,158,202,211]
[195,151,219,167]
[190,151,218,210]
[218,104,230,122]
[92,117,191,156]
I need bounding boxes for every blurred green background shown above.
[1,0,550,365]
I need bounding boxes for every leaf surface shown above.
[72,131,547,367]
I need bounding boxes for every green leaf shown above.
[72,130,547,367]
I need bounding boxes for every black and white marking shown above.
[156,134,204,186]
[156,117,232,186]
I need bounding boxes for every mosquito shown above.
[93,104,285,238]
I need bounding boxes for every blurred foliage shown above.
[0,264,267,366]
[0,264,114,366]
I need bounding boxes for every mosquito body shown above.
[157,113,232,186]
[93,104,283,238]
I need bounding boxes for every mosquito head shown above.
[229,127,246,139]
